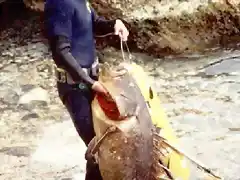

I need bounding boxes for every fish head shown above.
[92,62,155,180]
[97,62,143,121]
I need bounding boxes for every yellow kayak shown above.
[127,62,191,180]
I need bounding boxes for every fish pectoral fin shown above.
[85,126,117,162]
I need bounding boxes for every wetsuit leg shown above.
[57,82,103,180]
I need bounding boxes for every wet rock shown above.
[21,112,40,121]
[204,58,240,76]
[20,84,36,93]
[18,87,50,106]
[1,63,18,73]
[31,121,86,167]
[0,146,31,157]
[0,88,20,105]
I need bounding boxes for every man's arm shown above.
[91,7,116,36]
[54,36,95,86]
[45,0,95,87]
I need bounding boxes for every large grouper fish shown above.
[85,62,179,180]
[85,60,222,180]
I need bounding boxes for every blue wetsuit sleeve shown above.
[91,8,116,36]
[55,36,96,87]
[45,0,95,87]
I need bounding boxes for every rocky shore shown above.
[15,0,240,56]
[91,0,240,56]
[0,2,240,180]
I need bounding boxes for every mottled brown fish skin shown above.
[91,63,156,180]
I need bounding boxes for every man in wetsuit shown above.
[44,0,129,179]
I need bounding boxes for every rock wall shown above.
[22,0,240,57]
[91,0,240,56]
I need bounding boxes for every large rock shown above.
[22,0,240,57]
[18,87,50,106]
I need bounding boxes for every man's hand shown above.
[114,19,129,41]
[92,81,108,95]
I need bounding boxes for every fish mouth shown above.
[97,62,139,121]
[96,93,132,121]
